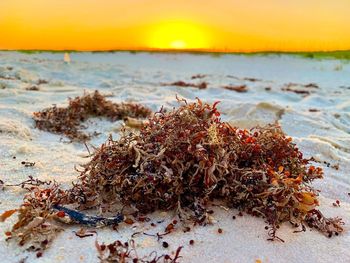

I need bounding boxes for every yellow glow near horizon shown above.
[170,40,186,49]
[148,22,209,50]
[1,0,350,51]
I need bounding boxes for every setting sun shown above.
[170,40,186,49]
[148,21,209,50]
[1,0,350,51]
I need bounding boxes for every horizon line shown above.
[2,49,350,60]
[1,48,350,54]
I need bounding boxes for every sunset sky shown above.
[1,0,350,52]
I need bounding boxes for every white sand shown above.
[0,51,349,263]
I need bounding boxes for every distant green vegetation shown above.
[2,49,350,60]
[298,51,350,60]
[276,51,350,60]
[222,50,350,60]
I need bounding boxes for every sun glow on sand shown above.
[148,21,209,50]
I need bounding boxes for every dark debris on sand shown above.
[223,85,248,93]
[162,81,208,89]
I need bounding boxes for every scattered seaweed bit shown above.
[282,87,310,95]
[331,163,339,170]
[226,75,261,82]
[21,161,35,167]
[309,108,320,112]
[265,87,271,91]
[226,75,240,80]
[266,226,285,243]
[0,75,16,81]
[162,81,207,90]
[223,85,248,93]
[0,209,17,222]
[0,179,4,190]
[305,210,344,237]
[292,223,306,233]
[332,200,340,207]
[124,218,135,225]
[7,183,68,252]
[143,230,173,242]
[73,228,97,238]
[25,85,40,91]
[133,214,150,223]
[96,239,183,263]
[5,176,51,190]
[37,79,49,85]
[310,158,339,170]
[189,240,194,245]
[304,83,319,89]
[33,90,152,141]
[165,223,175,233]
[191,74,206,79]
[183,227,191,233]
[243,77,261,82]
[282,83,318,96]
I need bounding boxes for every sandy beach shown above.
[0,51,349,263]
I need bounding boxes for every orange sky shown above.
[1,0,350,52]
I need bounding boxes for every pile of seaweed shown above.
[33,90,152,141]
[2,99,343,260]
[69,99,343,234]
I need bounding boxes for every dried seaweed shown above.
[309,108,320,112]
[162,81,207,89]
[73,228,96,238]
[5,175,51,190]
[191,74,206,79]
[281,82,319,96]
[33,91,152,141]
[96,239,182,263]
[3,98,344,259]
[21,161,35,167]
[0,209,17,222]
[5,183,68,254]
[223,85,248,92]
[67,98,342,237]
[25,86,40,91]
[304,83,319,89]
[243,77,261,82]
[282,87,311,95]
